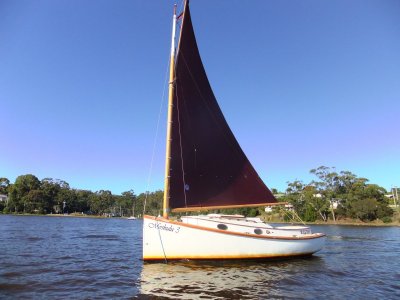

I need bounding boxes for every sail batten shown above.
[169,1,276,211]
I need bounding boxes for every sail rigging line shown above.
[280,206,306,226]
[155,218,168,264]
[174,84,189,208]
[178,52,246,163]
[177,0,185,20]
[142,55,171,216]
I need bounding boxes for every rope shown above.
[281,206,306,226]
[155,217,168,264]
[143,56,170,215]
[175,86,188,207]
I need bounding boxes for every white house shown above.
[265,203,293,213]
[0,194,8,203]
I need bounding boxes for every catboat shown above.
[143,1,325,261]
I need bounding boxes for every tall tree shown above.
[22,189,46,214]
[89,190,114,215]
[122,190,136,217]
[310,166,338,221]
[0,177,10,194]
[7,174,40,213]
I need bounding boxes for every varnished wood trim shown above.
[182,216,304,231]
[143,252,314,261]
[143,215,326,240]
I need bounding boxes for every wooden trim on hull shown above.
[143,252,314,261]
[143,215,326,240]
[171,202,287,212]
[183,216,303,230]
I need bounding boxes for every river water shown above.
[0,215,399,299]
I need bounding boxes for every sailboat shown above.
[143,1,325,261]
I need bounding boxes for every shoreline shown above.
[266,218,400,227]
[2,213,399,226]
[308,219,400,227]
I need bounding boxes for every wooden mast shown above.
[163,4,177,219]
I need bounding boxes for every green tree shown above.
[303,185,329,222]
[22,189,46,214]
[89,190,114,215]
[0,178,9,212]
[347,183,392,221]
[0,177,10,195]
[282,180,306,218]
[271,188,278,194]
[121,190,137,217]
[310,166,338,221]
[7,174,41,213]
[56,188,78,213]
[41,178,69,213]
[350,198,378,221]
[284,167,392,223]
[73,190,92,213]
[138,190,163,217]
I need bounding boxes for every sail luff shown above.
[162,4,178,219]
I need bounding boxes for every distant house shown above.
[330,199,341,210]
[284,204,294,211]
[265,203,293,213]
[265,206,272,213]
[265,193,286,212]
[0,194,8,203]
[386,187,399,208]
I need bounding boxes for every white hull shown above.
[143,215,325,261]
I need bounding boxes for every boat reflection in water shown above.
[139,257,324,299]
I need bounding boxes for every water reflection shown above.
[1,216,398,298]
[139,258,324,299]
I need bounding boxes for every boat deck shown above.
[180,214,312,238]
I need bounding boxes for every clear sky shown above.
[1,0,399,195]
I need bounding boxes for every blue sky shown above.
[1,0,399,195]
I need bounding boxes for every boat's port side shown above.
[143,215,326,261]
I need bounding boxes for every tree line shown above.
[0,166,395,222]
[0,175,163,217]
[280,166,394,223]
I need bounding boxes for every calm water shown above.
[0,215,399,299]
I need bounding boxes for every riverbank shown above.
[262,210,400,227]
[1,213,123,219]
[310,218,400,227]
[270,219,400,227]
[2,212,400,226]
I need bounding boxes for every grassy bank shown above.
[261,210,400,227]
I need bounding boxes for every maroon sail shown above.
[169,1,276,212]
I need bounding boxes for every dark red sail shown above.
[169,1,276,211]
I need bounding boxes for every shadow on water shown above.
[137,256,325,299]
